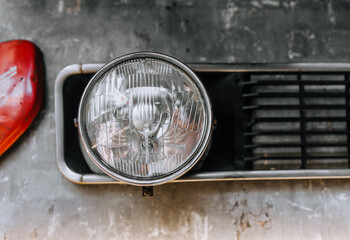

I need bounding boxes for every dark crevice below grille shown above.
[242,72,350,170]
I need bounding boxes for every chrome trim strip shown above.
[55,64,84,183]
[189,63,350,72]
[81,169,350,184]
[55,62,350,185]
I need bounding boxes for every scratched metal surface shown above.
[1,0,350,239]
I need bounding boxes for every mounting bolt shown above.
[213,117,218,130]
[74,118,78,127]
[142,186,153,198]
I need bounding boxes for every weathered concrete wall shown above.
[1,0,350,239]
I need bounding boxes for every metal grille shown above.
[56,63,350,184]
[243,72,350,170]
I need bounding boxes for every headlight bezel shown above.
[78,52,213,186]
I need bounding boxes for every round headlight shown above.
[78,52,212,185]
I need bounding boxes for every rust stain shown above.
[258,219,272,229]
[236,229,241,240]
[231,200,273,239]
[66,0,81,15]
[30,228,38,238]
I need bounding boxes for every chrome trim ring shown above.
[77,52,213,186]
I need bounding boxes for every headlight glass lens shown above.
[79,54,211,184]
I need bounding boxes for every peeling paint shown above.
[221,0,238,30]
[191,212,209,240]
[0,175,9,183]
[327,1,336,25]
[261,0,279,7]
[58,0,64,14]
[283,198,314,212]
[47,214,60,237]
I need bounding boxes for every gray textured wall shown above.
[1,0,350,239]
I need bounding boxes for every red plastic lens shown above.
[0,40,44,156]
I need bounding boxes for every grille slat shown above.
[245,143,350,148]
[244,104,349,110]
[248,117,349,127]
[244,92,349,98]
[243,80,346,86]
[245,156,350,161]
[244,131,349,136]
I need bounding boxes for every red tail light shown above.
[0,40,44,156]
